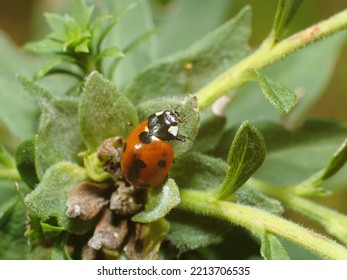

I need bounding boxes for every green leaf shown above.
[261,231,290,260]
[51,234,72,260]
[18,76,85,178]
[171,152,227,191]
[79,71,138,150]
[322,139,347,179]
[40,222,64,237]
[193,110,226,153]
[167,210,227,253]
[217,121,266,199]
[0,197,18,229]
[293,138,347,196]
[132,179,180,223]
[125,6,252,105]
[272,0,303,41]
[0,32,39,146]
[137,95,200,158]
[0,181,44,260]
[94,2,137,52]
[15,138,39,189]
[0,199,30,259]
[107,27,158,80]
[23,38,64,54]
[24,162,94,234]
[71,0,94,29]
[97,46,124,60]
[74,38,90,53]
[0,180,18,209]
[237,184,284,215]
[127,219,169,260]
[253,119,347,190]
[44,13,66,41]
[224,31,347,130]
[35,57,77,80]
[82,152,111,182]
[256,70,297,113]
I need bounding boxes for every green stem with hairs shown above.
[179,189,347,260]
[196,9,347,110]
[249,178,347,247]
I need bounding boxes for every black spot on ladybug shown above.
[128,158,147,183]
[157,160,167,168]
[133,159,147,169]
[123,142,127,153]
[139,183,150,189]
[138,131,152,144]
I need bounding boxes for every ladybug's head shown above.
[147,110,186,142]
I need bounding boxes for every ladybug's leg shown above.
[175,133,187,142]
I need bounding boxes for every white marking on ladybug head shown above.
[168,125,178,136]
[155,111,164,116]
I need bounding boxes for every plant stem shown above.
[179,189,347,260]
[0,168,21,181]
[196,9,347,110]
[249,178,347,246]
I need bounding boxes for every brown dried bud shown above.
[97,136,123,177]
[81,245,97,260]
[66,182,111,220]
[88,208,128,251]
[110,182,144,216]
[124,223,143,260]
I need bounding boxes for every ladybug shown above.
[120,110,186,189]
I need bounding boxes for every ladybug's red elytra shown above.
[120,110,186,189]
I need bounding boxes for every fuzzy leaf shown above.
[294,138,347,196]
[125,6,252,105]
[171,152,227,191]
[256,70,297,113]
[18,76,85,178]
[79,71,138,150]
[236,184,284,215]
[132,179,180,223]
[167,210,227,253]
[15,138,39,189]
[261,231,290,260]
[24,162,95,234]
[273,0,303,41]
[217,121,266,199]
[137,95,200,158]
